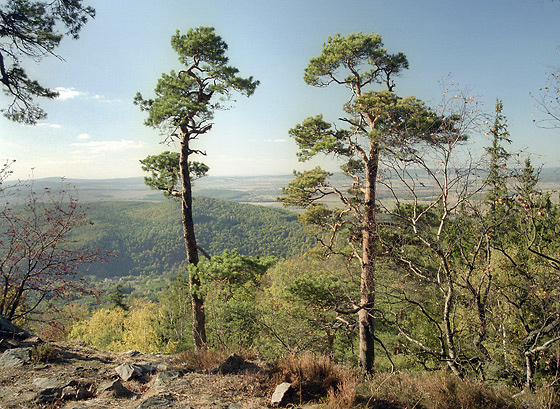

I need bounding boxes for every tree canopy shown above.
[135,26,259,351]
[0,0,95,124]
[280,31,453,373]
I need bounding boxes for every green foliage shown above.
[254,252,360,361]
[156,273,193,352]
[195,249,275,294]
[352,91,450,147]
[134,26,259,132]
[193,249,276,348]
[485,99,512,212]
[70,307,128,350]
[140,151,209,198]
[0,0,95,123]
[279,167,333,207]
[70,300,168,352]
[70,199,313,279]
[289,116,348,161]
[109,284,129,311]
[303,32,408,90]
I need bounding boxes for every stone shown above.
[155,362,168,371]
[32,377,60,389]
[155,370,182,383]
[125,350,141,357]
[137,394,174,408]
[212,353,246,374]
[99,379,135,399]
[0,315,33,340]
[0,347,31,367]
[270,382,292,407]
[60,381,94,401]
[139,362,156,373]
[115,362,144,381]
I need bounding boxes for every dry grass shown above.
[361,370,522,409]
[172,349,560,409]
[276,352,357,408]
[519,385,560,409]
[173,347,258,371]
[30,343,62,363]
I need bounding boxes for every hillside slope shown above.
[73,197,314,279]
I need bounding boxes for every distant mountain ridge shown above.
[11,167,560,204]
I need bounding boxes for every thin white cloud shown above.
[36,122,62,129]
[71,139,144,154]
[77,133,91,140]
[55,87,86,100]
[274,139,287,143]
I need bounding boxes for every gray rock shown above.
[125,350,141,357]
[0,315,33,339]
[61,381,94,401]
[99,379,135,399]
[115,362,144,381]
[155,370,183,384]
[137,394,174,408]
[139,362,156,373]
[271,382,292,407]
[0,347,31,367]
[32,377,60,389]
[155,362,168,371]
[212,353,247,374]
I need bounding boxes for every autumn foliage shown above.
[0,181,109,322]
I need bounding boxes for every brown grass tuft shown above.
[277,352,357,407]
[362,370,521,409]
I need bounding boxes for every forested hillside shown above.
[72,197,314,279]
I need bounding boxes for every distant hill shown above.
[72,198,314,279]
[7,175,295,205]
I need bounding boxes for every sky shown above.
[1,0,559,179]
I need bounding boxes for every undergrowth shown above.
[167,347,560,409]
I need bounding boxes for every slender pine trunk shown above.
[179,131,206,351]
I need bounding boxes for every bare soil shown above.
[0,341,289,409]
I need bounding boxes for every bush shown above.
[69,299,168,352]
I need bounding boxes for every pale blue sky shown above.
[1,0,559,179]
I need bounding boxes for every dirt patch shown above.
[0,341,277,409]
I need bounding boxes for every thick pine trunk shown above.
[179,133,207,351]
[359,148,378,374]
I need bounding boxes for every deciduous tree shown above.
[135,27,259,350]
[0,181,107,324]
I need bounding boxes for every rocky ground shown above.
[0,340,313,409]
